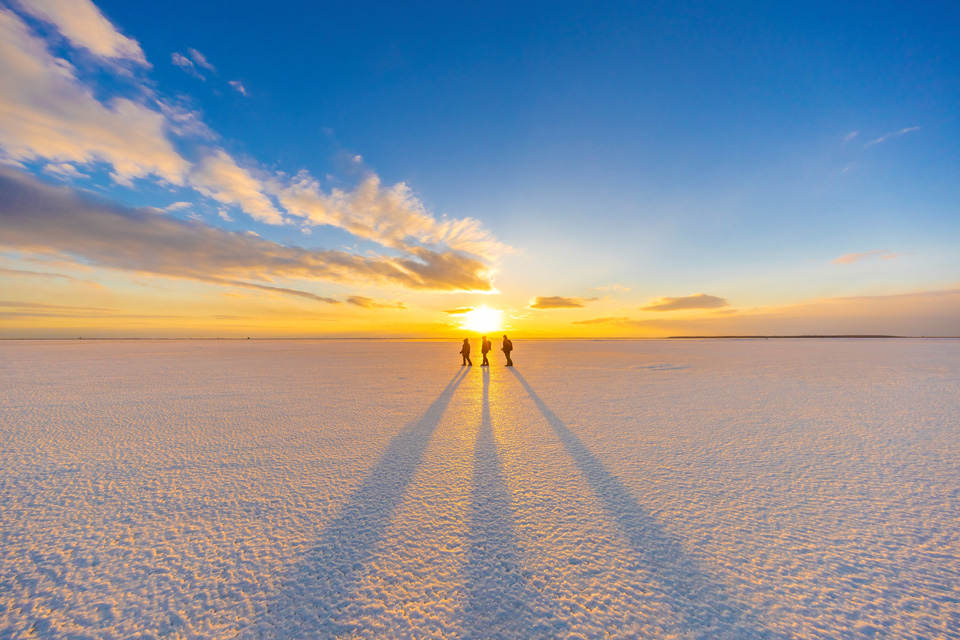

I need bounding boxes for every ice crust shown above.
[1,339,958,639]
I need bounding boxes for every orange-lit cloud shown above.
[268,171,510,259]
[529,296,597,309]
[443,307,474,315]
[14,0,147,64]
[574,287,960,337]
[0,266,101,287]
[192,150,285,224]
[0,8,188,184]
[346,296,407,309]
[832,250,912,264]
[1,5,508,273]
[640,294,728,311]
[0,168,497,297]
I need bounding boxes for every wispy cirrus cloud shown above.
[229,80,248,96]
[865,127,920,148]
[0,168,497,298]
[0,266,100,286]
[832,249,912,264]
[172,52,205,79]
[187,48,215,73]
[42,162,87,180]
[13,0,146,64]
[529,296,597,309]
[346,296,407,310]
[442,307,474,315]
[844,131,858,143]
[172,48,216,80]
[640,293,729,311]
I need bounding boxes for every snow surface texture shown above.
[1,339,959,639]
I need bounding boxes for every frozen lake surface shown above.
[1,339,959,639]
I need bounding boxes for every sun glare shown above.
[460,306,503,333]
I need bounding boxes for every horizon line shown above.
[3,335,959,341]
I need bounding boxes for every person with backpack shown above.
[502,335,513,366]
[480,335,492,366]
[460,338,472,366]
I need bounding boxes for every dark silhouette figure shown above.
[460,337,473,366]
[501,334,513,366]
[480,335,492,366]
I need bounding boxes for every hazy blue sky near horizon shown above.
[1,0,958,335]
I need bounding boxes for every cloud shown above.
[831,249,912,264]
[0,300,187,320]
[187,48,216,72]
[844,131,858,142]
[0,266,99,286]
[443,307,474,315]
[191,150,284,224]
[529,296,598,309]
[229,80,248,96]
[12,0,147,64]
[575,288,960,337]
[346,296,407,309]
[268,171,510,260]
[0,9,188,184]
[42,162,87,179]
[865,126,920,148]
[640,294,729,311]
[0,167,496,297]
[0,4,509,274]
[172,52,205,80]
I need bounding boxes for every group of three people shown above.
[461,335,513,367]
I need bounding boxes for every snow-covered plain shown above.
[1,339,959,639]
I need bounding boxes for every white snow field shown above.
[1,339,959,640]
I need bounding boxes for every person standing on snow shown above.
[501,335,513,366]
[480,335,492,366]
[460,338,473,366]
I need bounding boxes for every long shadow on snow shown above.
[459,368,550,639]
[241,368,469,638]
[509,369,786,640]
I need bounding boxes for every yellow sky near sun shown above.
[3,257,958,338]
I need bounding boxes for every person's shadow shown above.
[508,369,787,639]
[459,368,550,639]
[240,368,469,638]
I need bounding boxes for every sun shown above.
[460,306,504,333]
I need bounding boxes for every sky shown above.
[1,0,958,337]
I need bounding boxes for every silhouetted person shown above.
[480,335,492,366]
[460,338,472,366]
[502,334,513,366]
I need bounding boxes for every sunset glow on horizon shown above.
[459,306,505,335]
[0,1,958,338]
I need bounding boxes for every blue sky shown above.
[1,0,958,336]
